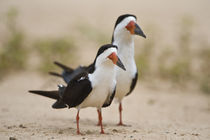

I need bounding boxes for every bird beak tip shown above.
[134,23,146,39]
[116,57,126,71]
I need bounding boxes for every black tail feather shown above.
[52,100,67,109]
[54,61,74,72]
[49,71,63,77]
[29,90,59,100]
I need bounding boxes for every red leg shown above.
[97,109,100,126]
[98,109,104,134]
[118,102,124,126]
[76,110,80,134]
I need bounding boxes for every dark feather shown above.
[102,86,116,107]
[62,66,88,83]
[52,100,67,109]
[29,90,59,100]
[61,72,92,108]
[29,88,67,109]
[54,61,74,73]
[49,72,63,77]
[126,72,138,96]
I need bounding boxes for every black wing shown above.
[54,61,74,73]
[61,72,92,108]
[62,66,88,83]
[126,72,138,96]
[29,90,59,100]
[50,61,95,83]
[29,86,68,109]
[102,86,116,107]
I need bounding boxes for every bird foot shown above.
[77,131,84,135]
[77,131,80,135]
[100,131,105,134]
[117,122,131,127]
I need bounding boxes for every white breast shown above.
[78,63,116,109]
[113,38,137,101]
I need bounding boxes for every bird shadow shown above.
[39,117,134,136]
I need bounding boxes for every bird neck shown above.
[113,35,135,60]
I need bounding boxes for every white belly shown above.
[79,86,111,108]
[115,55,137,101]
[78,65,116,109]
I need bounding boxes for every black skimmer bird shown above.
[111,14,146,125]
[49,14,146,125]
[29,44,126,134]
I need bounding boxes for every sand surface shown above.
[0,72,210,140]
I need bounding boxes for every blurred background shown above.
[0,0,210,139]
[0,0,209,94]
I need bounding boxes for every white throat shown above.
[113,36,134,57]
[112,32,135,65]
[89,61,116,88]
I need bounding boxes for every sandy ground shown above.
[0,72,210,140]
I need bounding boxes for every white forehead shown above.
[100,47,117,58]
[116,16,137,30]
[96,47,117,64]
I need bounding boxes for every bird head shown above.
[112,14,146,43]
[95,44,126,71]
